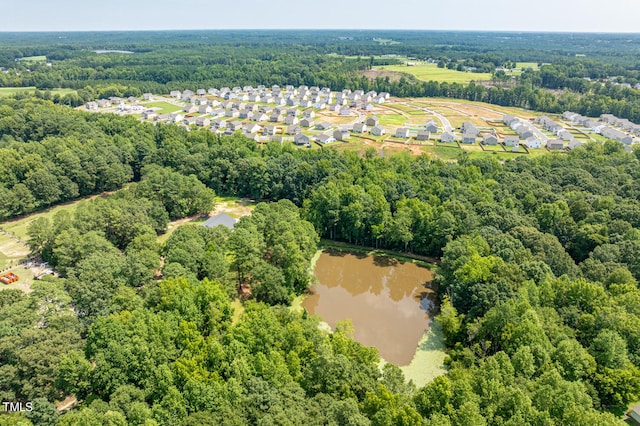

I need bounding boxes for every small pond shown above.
[302,249,438,366]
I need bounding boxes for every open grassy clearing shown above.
[377,62,492,84]
[0,197,91,241]
[17,55,47,62]
[0,233,30,271]
[0,266,37,293]
[143,101,183,114]
[157,197,256,244]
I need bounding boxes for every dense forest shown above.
[1,98,639,424]
[5,31,640,121]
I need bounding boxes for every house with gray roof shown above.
[370,126,386,136]
[315,122,332,131]
[503,135,520,147]
[315,134,336,144]
[294,134,310,146]
[416,130,431,141]
[425,120,439,133]
[202,213,238,230]
[366,116,379,127]
[286,125,302,135]
[395,127,410,138]
[482,134,498,145]
[440,131,456,143]
[353,123,368,133]
[334,129,350,141]
[461,121,479,136]
[300,118,314,128]
[461,133,477,144]
[546,139,564,150]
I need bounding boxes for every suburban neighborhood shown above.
[84,85,639,155]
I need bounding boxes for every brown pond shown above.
[302,250,438,366]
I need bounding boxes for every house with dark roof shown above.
[503,135,520,147]
[202,213,238,230]
[425,120,439,133]
[482,134,498,145]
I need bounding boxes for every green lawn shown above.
[378,63,492,84]
[17,55,47,62]
[143,101,183,114]
[0,197,89,241]
[378,114,407,127]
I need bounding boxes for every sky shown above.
[4,0,640,33]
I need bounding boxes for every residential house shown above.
[370,126,386,136]
[211,119,227,130]
[524,136,542,149]
[300,118,314,127]
[352,123,368,133]
[252,113,269,122]
[546,139,564,150]
[294,134,310,146]
[557,129,574,141]
[395,127,410,138]
[181,90,194,101]
[461,133,477,144]
[440,131,456,143]
[170,90,181,99]
[183,116,198,126]
[270,113,284,123]
[142,110,157,120]
[155,114,170,122]
[183,104,198,114]
[503,114,518,126]
[263,125,278,136]
[366,116,379,127]
[516,126,534,139]
[285,116,300,125]
[303,110,315,119]
[243,123,262,134]
[198,105,212,115]
[315,134,336,144]
[202,213,238,230]
[482,134,498,145]
[315,122,332,131]
[333,129,350,141]
[85,101,99,110]
[425,120,439,133]
[142,93,153,101]
[461,121,479,136]
[195,117,211,127]
[286,125,302,135]
[228,121,244,132]
[196,89,206,96]
[416,130,431,141]
[225,109,240,118]
[503,135,520,147]
[97,99,110,108]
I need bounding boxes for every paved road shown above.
[397,101,453,133]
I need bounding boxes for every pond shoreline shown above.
[319,239,441,267]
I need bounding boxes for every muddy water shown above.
[302,250,437,366]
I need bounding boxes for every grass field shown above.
[143,101,183,114]
[17,55,47,62]
[377,63,492,84]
